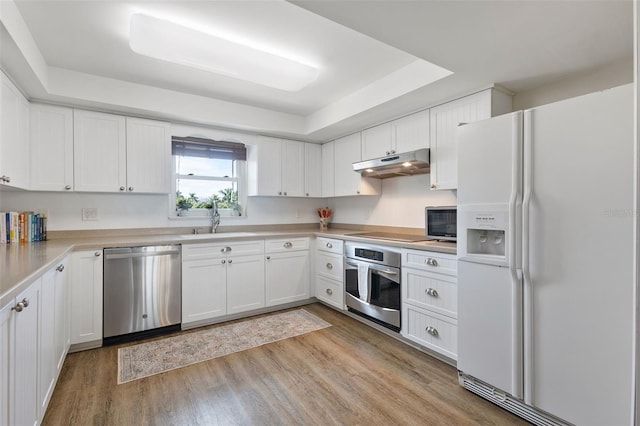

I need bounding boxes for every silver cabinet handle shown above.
[326,242,333,249]
[284,192,287,196]
[0,176,10,183]
[221,247,232,253]
[283,242,293,248]
[266,256,271,260]
[226,246,232,252]
[64,185,71,190]
[228,259,232,264]
[425,288,438,297]
[430,184,437,189]
[21,298,29,308]
[128,186,134,192]
[94,251,101,257]
[426,326,439,337]
[326,263,333,270]
[426,258,439,267]
[11,301,25,312]
[119,186,125,191]
[56,264,65,272]
[326,288,333,295]
[221,259,226,264]
[278,191,282,195]
[306,193,309,196]
[356,190,360,194]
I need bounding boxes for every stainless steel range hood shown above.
[352,148,430,179]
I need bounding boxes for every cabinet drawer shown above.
[316,237,344,254]
[402,305,457,360]
[183,240,264,261]
[316,252,343,281]
[265,237,309,253]
[402,249,457,276]
[315,275,344,310]
[403,268,457,318]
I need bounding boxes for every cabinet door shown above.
[0,72,30,189]
[393,110,429,153]
[13,278,41,426]
[30,104,74,191]
[248,136,281,196]
[334,133,362,196]
[226,254,265,314]
[39,269,56,420]
[321,141,334,197]
[429,90,492,190]
[70,250,103,345]
[304,143,322,197]
[126,117,171,193]
[361,122,393,159]
[53,258,69,373]
[182,258,227,324]
[265,250,310,306]
[281,139,304,197]
[315,275,344,310]
[0,301,12,426]
[74,110,126,192]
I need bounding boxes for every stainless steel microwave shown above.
[425,206,457,242]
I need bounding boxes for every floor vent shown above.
[458,373,573,426]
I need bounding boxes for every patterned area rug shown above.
[117,309,331,384]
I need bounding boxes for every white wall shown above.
[0,191,326,231]
[329,174,456,229]
[513,56,633,110]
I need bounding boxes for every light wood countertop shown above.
[1,227,455,307]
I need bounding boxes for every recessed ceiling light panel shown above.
[129,13,319,91]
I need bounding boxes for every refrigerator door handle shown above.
[522,109,534,405]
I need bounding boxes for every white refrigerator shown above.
[456,84,634,426]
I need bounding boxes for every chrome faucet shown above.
[210,199,221,233]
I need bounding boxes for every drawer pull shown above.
[94,251,101,257]
[326,288,333,295]
[426,326,439,337]
[11,301,25,312]
[426,258,439,267]
[326,263,333,270]
[56,264,65,272]
[425,288,438,297]
[326,242,333,249]
[228,259,233,264]
[283,242,293,248]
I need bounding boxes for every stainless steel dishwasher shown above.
[103,245,181,343]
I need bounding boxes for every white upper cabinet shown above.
[333,133,380,197]
[361,122,393,160]
[125,117,171,193]
[393,109,430,153]
[0,72,30,189]
[281,139,304,197]
[304,142,322,197]
[30,104,74,191]
[361,110,430,160]
[321,141,335,197]
[74,111,170,193]
[73,110,127,192]
[248,136,305,197]
[429,88,512,190]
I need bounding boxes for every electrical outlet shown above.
[82,208,98,221]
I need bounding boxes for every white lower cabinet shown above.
[69,250,103,346]
[226,254,265,314]
[265,238,310,307]
[182,241,265,324]
[314,237,344,310]
[401,249,458,361]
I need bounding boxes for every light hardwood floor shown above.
[43,303,530,425]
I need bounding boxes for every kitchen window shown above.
[171,136,247,218]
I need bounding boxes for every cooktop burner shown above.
[351,232,429,243]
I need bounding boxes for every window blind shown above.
[171,136,247,161]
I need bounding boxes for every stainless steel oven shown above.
[344,242,401,332]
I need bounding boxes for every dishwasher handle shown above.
[104,249,181,260]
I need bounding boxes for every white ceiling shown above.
[0,0,633,142]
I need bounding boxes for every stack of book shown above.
[0,212,47,243]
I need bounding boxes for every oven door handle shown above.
[345,261,399,276]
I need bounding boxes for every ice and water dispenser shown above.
[466,228,505,256]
